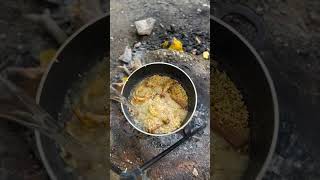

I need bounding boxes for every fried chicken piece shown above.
[168,83,188,109]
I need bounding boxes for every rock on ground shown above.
[134,18,156,35]
[118,46,132,63]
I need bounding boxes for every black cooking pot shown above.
[211,7,279,179]
[35,15,108,180]
[120,62,197,136]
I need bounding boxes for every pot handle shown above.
[214,3,265,49]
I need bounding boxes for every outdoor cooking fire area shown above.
[110,1,211,179]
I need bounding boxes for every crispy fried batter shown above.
[168,83,188,109]
[144,75,170,87]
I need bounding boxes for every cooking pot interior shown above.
[36,16,109,180]
[212,17,277,179]
[121,63,197,134]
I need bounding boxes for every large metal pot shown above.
[212,13,279,179]
[35,15,108,180]
[120,62,197,136]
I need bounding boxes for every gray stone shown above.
[133,42,141,48]
[134,18,156,35]
[118,46,132,63]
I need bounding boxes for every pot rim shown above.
[211,15,279,179]
[120,62,198,136]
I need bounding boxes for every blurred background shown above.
[213,0,320,179]
[0,1,108,179]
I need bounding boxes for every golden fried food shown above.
[130,75,188,134]
[168,83,188,109]
[144,75,171,87]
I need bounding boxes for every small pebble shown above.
[134,42,142,48]
[191,49,197,55]
[169,24,176,32]
[202,4,210,8]
[193,168,199,177]
[119,46,132,63]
